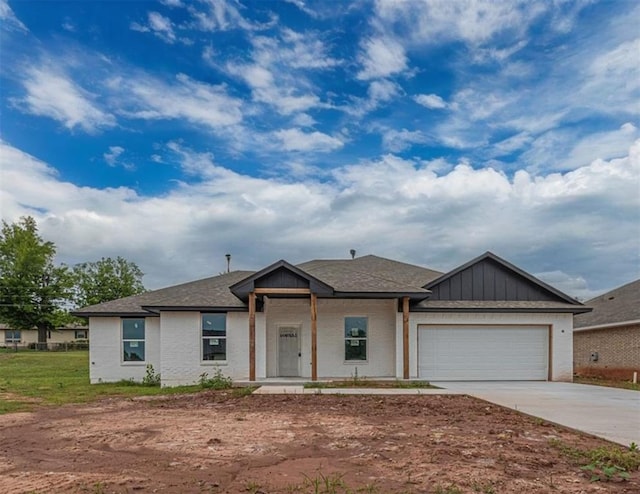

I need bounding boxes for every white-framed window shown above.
[122,318,145,362]
[5,330,21,344]
[344,316,367,361]
[202,314,227,361]
[75,329,88,340]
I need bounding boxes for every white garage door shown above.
[418,325,548,381]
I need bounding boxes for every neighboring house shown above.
[573,279,640,379]
[0,323,89,348]
[73,252,588,386]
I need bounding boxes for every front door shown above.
[278,326,300,377]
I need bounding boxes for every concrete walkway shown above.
[253,385,459,395]
[436,381,640,446]
[252,381,640,446]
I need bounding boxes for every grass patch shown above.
[0,350,253,414]
[574,376,640,391]
[550,438,640,482]
[304,379,438,389]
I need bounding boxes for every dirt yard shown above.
[0,392,637,493]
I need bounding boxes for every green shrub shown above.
[142,364,161,386]
[198,368,233,389]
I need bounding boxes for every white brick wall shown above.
[265,298,396,378]
[88,306,574,385]
[88,316,160,383]
[407,312,573,382]
[159,311,261,386]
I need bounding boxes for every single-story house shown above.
[73,252,589,386]
[0,323,89,348]
[573,279,640,379]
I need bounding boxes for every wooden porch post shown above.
[402,296,410,380]
[310,292,318,381]
[249,291,256,381]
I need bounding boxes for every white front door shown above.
[278,326,300,377]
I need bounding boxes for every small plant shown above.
[550,439,640,482]
[199,368,233,389]
[433,484,463,494]
[471,481,495,493]
[142,364,161,386]
[581,461,630,482]
[302,471,346,494]
[351,367,361,386]
[245,480,264,493]
[232,386,256,397]
[630,442,638,452]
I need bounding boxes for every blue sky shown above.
[1,0,638,299]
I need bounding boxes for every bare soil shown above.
[0,392,637,493]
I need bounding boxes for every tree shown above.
[0,217,74,344]
[73,256,146,307]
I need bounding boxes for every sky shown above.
[0,0,639,300]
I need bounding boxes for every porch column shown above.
[249,291,256,381]
[402,296,410,379]
[310,292,318,381]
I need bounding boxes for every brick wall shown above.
[573,323,640,375]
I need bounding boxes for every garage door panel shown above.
[418,326,548,381]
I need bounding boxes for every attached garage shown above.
[418,325,549,381]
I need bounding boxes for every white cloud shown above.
[188,0,275,32]
[414,93,448,110]
[373,0,555,47]
[225,29,338,115]
[357,36,408,80]
[381,129,427,152]
[273,128,344,152]
[523,123,640,172]
[17,65,115,133]
[116,73,243,129]
[103,146,125,166]
[0,0,27,31]
[3,139,637,295]
[131,12,178,44]
[344,79,401,117]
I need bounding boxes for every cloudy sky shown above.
[1,0,638,299]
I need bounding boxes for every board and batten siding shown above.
[88,316,160,384]
[407,312,574,381]
[265,298,397,378]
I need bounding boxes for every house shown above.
[573,279,640,379]
[72,252,589,386]
[0,323,89,349]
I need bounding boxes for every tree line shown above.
[0,216,146,343]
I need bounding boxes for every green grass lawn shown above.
[0,350,202,414]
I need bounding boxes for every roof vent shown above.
[225,253,231,273]
[350,249,356,259]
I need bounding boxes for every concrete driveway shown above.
[437,381,640,446]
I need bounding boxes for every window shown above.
[5,330,21,344]
[344,317,367,361]
[122,319,145,362]
[75,329,88,340]
[202,314,227,361]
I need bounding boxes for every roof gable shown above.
[230,260,334,301]
[424,252,581,304]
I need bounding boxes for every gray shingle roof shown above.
[73,254,584,316]
[574,279,640,328]
[73,271,254,316]
[414,300,591,313]
[298,255,442,292]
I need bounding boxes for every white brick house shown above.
[74,252,588,386]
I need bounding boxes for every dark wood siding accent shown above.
[254,267,310,289]
[428,258,562,302]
